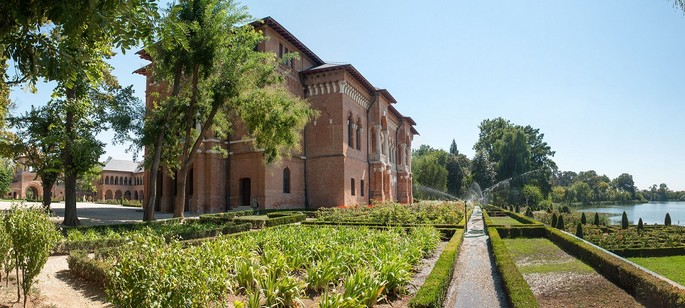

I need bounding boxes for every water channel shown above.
[579,201,685,226]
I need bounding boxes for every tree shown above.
[445,154,464,197]
[471,150,496,190]
[551,213,558,228]
[637,218,644,232]
[621,211,629,229]
[594,212,600,225]
[0,159,12,197]
[575,222,583,239]
[522,184,543,207]
[581,212,587,225]
[570,181,592,205]
[412,152,448,192]
[1,1,157,226]
[614,173,636,198]
[556,214,565,230]
[7,105,63,209]
[658,183,669,201]
[143,0,316,218]
[449,139,459,155]
[493,126,530,182]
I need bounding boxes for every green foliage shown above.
[665,213,672,226]
[594,212,600,225]
[551,213,557,228]
[576,222,583,239]
[522,185,543,207]
[581,212,587,225]
[621,211,629,229]
[315,201,463,225]
[556,215,565,230]
[4,205,61,306]
[525,207,534,218]
[0,160,12,196]
[637,218,644,232]
[409,229,464,308]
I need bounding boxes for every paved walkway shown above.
[0,201,198,226]
[445,206,508,307]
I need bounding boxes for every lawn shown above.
[627,256,685,286]
[504,238,593,273]
[489,216,526,227]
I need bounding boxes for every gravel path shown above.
[35,255,110,308]
[445,206,507,308]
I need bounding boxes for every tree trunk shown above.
[41,179,55,212]
[62,92,80,226]
[143,134,163,221]
[173,164,189,218]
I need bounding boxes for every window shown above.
[361,180,365,196]
[283,167,291,194]
[351,178,356,196]
[356,120,362,150]
[278,43,283,58]
[347,115,353,147]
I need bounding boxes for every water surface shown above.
[579,201,685,226]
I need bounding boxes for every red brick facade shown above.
[141,17,417,213]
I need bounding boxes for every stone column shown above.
[400,143,406,167]
[382,131,389,157]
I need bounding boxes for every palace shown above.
[139,17,417,213]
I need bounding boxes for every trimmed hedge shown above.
[168,222,251,241]
[507,211,544,226]
[199,212,236,223]
[546,227,685,307]
[67,250,111,288]
[264,213,306,227]
[611,247,685,258]
[487,226,539,308]
[301,220,458,229]
[409,228,465,308]
[54,238,128,255]
[495,226,546,239]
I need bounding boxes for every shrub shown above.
[0,218,13,284]
[665,213,672,226]
[581,212,587,225]
[264,213,306,227]
[551,213,558,228]
[621,211,629,229]
[637,218,644,232]
[5,205,61,306]
[575,223,583,239]
[524,207,534,218]
[515,205,520,213]
[487,226,538,307]
[561,205,571,214]
[556,215,565,230]
[594,212,600,225]
[67,250,111,287]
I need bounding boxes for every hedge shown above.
[487,226,539,308]
[301,220,459,229]
[409,228,465,308]
[199,212,236,223]
[54,238,128,255]
[264,213,306,227]
[67,250,111,288]
[611,247,685,258]
[167,222,251,241]
[495,226,547,239]
[506,211,544,226]
[546,227,685,307]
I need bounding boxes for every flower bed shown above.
[74,225,441,307]
[314,201,464,225]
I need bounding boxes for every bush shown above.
[581,212,587,225]
[594,212,600,226]
[637,218,644,232]
[556,215,565,230]
[665,213,672,226]
[5,205,61,306]
[575,223,583,239]
[551,213,558,228]
[264,214,306,227]
[524,207,534,218]
[409,229,464,308]
[621,211,629,229]
[67,250,111,287]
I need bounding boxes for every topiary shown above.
[551,213,558,228]
[621,211,629,229]
[561,205,571,214]
[525,207,534,218]
[594,212,600,225]
[665,213,672,226]
[556,215,565,230]
[575,222,583,239]
[515,205,520,213]
[637,218,644,232]
[581,212,587,225]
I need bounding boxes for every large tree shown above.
[1,0,156,226]
[144,0,316,218]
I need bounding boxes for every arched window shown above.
[347,114,353,148]
[351,178,356,196]
[283,167,290,194]
[105,176,109,185]
[114,177,118,185]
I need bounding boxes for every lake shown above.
[579,201,685,226]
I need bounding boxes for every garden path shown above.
[445,206,508,308]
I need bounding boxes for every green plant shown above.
[0,217,13,284]
[487,226,538,308]
[594,212,600,225]
[576,222,583,239]
[637,218,644,232]
[551,213,557,228]
[5,205,61,307]
[342,268,386,307]
[665,213,672,226]
[621,211,629,229]
[581,212,587,224]
[556,215,565,230]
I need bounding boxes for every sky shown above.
[9,1,685,191]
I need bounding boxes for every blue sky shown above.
[9,1,685,190]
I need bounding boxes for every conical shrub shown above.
[581,212,587,225]
[665,213,672,226]
[637,218,644,232]
[594,212,600,225]
[576,222,583,239]
[551,213,558,228]
[621,211,629,229]
[557,215,565,230]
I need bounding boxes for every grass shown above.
[234,215,269,220]
[503,238,593,274]
[490,216,525,226]
[627,256,685,286]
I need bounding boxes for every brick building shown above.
[5,160,65,201]
[139,17,417,213]
[95,159,145,202]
